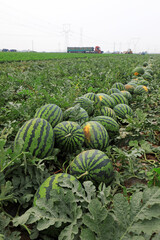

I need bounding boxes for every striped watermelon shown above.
[70,149,114,185]
[124,84,135,93]
[63,105,89,123]
[132,67,144,76]
[120,91,132,101]
[97,93,116,108]
[82,121,109,150]
[114,104,133,119]
[145,68,153,76]
[107,88,121,95]
[112,82,125,91]
[100,107,117,120]
[91,116,119,136]
[34,104,63,128]
[134,85,149,95]
[33,173,82,205]
[142,72,152,80]
[83,92,100,105]
[53,121,84,152]
[137,80,149,86]
[14,118,54,158]
[74,96,94,115]
[110,93,128,105]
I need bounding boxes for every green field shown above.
[0,51,113,62]
[0,53,160,240]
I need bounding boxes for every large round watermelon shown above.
[14,118,54,158]
[142,72,152,81]
[53,121,84,152]
[132,67,144,76]
[83,92,100,105]
[110,93,128,105]
[34,104,63,128]
[82,121,109,150]
[33,173,82,205]
[100,107,117,120]
[91,116,119,136]
[97,93,116,108]
[107,88,121,95]
[63,105,89,123]
[120,91,132,101]
[114,104,133,119]
[136,80,149,86]
[112,82,125,91]
[124,84,135,93]
[74,96,94,115]
[134,85,149,95]
[70,149,114,186]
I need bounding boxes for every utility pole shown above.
[79,28,83,47]
[63,24,71,52]
[32,40,34,51]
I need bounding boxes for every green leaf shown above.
[82,199,116,240]
[80,228,96,240]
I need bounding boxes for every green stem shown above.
[0,152,23,173]
[77,171,89,179]
[1,207,31,235]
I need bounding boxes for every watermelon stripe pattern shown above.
[91,116,119,133]
[64,106,89,123]
[97,93,116,108]
[120,91,132,101]
[34,104,63,128]
[112,82,125,91]
[100,107,117,120]
[110,93,128,105]
[53,121,84,152]
[83,92,100,104]
[82,121,109,150]
[14,118,54,158]
[74,97,94,115]
[107,88,121,95]
[114,104,133,119]
[70,149,114,185]
[134,85,149,94]
[34,173,82,205]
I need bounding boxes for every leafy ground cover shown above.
[0,53,160,239]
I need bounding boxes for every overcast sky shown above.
[0,0,160,53]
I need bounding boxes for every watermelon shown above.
[63,105,89,123]
[120,91,132,101]
[132,67,144,76]
[124,84,135,93]
[136,80,149,86]
[100,107,117,120]
[112,82,125,91]
[70,149,114,185]
[110,93,128,105]
[107,88,121,95]
[114,104,133,119]
[33,173,82,205]
[83,92,100,104]
[82,121,109,150]
[53,121,84,152]
[34,104,63,128]
[14,118,54,158]
[74,96,94,115]
[97,93,116,108]
[145,68,153,76]
[91,116,119,135]
[134,85,149,95]
[142,72,152,80]
[143,62,148,67]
